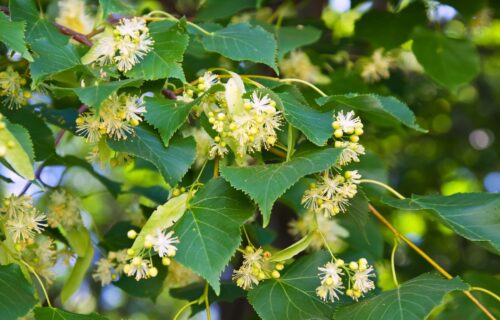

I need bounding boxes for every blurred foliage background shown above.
[1,0,499,319]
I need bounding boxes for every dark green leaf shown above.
[129,186,168,204]
[196,0,256,21]
[100,221,139,251]
[248,251,336,320]
[34,307,107,320]
[335,273,468,319]
[127,21,189,81]
[0,12,32,61]
[72,79,142,110]
[174,178,254,294]
[412,27,481,90]
[220,147,342,226]
[30,39,81,86]
[0,264,37,320]
[276,25,321,60]
[317,94,426,132]
[98,0,133,18]
[277,91,333,146]
[107,127,196,186]
[143,96,194,146]
[202,23,278,72]
[383,193,500,254]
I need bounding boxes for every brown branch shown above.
[54,23,93,47]
[0,5,10,15]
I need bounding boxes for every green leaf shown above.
[131,193,188,253]
[107,127,196,186]
[269,232,315,262]
[412,27,481,90]
[277,90,334,146]
[0,119,34,180]
[196,0,256,21]
[0,264,37,320]
[355,2,426,49]
[202,23,278,72]
[220,147,342,226]
[383,193,500,254]
[100,221,138,251]
[98,0,133,18]
[248,251,336,320]
[0,12,33,61]
[127,21,189,81]
[276,25,321,60]
[60,228,94,303]
[34,307,107,320]
[335,273,469,319]
[1,107,55,160]
[174,178,254,294]
[9,0,67,45]
[30,39,81,86]
[317,94,426,132]
[72,79,142,111]
[143,96,195,146]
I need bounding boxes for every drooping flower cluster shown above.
[360,48,393,83]
[76,92,146,142]
[302,170,362,217]
[316,258,375,303]
[288,211,349,251]
[280,50,330,85]
[0,67,30,109]
[0,195,47,244]
[47,189,82,230]
[122,227,179,281]
[232,246,283,290]
[82,17,154,72]
[56,0,95,34]
[22,237,58,284]
[332,110,365,166]
[92,249,129,286]
[197,72,283,160]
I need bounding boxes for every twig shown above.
[54,23,93,47]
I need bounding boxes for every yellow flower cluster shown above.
[0,67,30,109]
[47,189,82,230]
[232,246,284,290]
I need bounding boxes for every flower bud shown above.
[332,121,341,129]
[148,267,158,277]
[350,135,359,143]
[271,270,280,279]
[275,263,284,271]
[349,261,358,271]
[335,259,344,267]
[334,129,343,138]
[123,264,131,274]
[127,248,135,256]
[162,257,171,266]
[132,257,142,266]
[325,277,334,286]
[127,230,137,239]
[354,128,364,136]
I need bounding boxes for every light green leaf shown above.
[72,79,142,110]
[0,120,34,180]
[143,96,195,146]
[276,25,321,60]
[127,21,189,81]
[131,193,188,253]
[383,193,500,254]
[107,127,196,186]
[412,27,481,90]
[277,91,334,146]
[248,251,336,320]
[269,232,315,262]
[220,147,342,226]
[317,94,426,132]
[30,39,81,86]
[174,178,254,295]
[0,264,37,320]
[0,12,32,61]
[202,22,278,72]
[60,227,94,303]
[34,307,107,320]
[335,273,469,319]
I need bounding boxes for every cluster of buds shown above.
[76,92,146,142]
[232,246,284,290]
[82,17,154,72]
[123,227,179,281]
[199,72,283,160]
[302,170,362,217]
[92,249,129,286]
[332,111,365,166]
[0,67,31,109]
[316,257,375,303]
